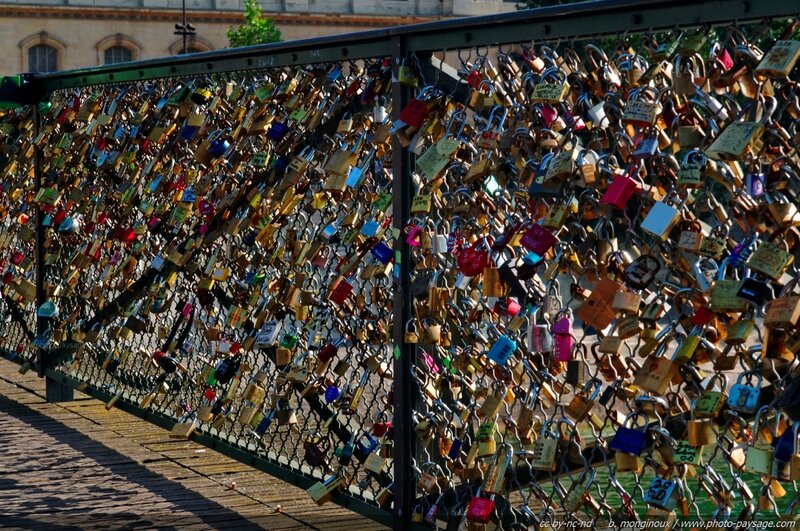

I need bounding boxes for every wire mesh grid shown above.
[23,59,398,510]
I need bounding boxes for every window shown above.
[19,32,65,73]
[28,44,57,73]
[96,35,140,65]
[104,46,133,65]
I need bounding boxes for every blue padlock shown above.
[447,437,463,461]
[273,155,290,172]
[610,412,648,455]
[643,477,678,510]
[487,334,517,366]
[775,423,796,462]
[356,432,380,456]
[267,121,290,141]
[209,137,230,158]
[727,371,762,413]
[181,188,196,203]
[253,410,275,437]
[324,385,340,403]
[181,125,198,141]
[371,242,393,264]
[361,220,380,237]
[148,174,163,194]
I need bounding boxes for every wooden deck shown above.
[0,358,387,530]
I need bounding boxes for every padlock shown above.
[404,319,419,344]
[566,378,601,422]
[622,254,661,290]
[706,94,773,160]
[552,313,573,362]
[520,222,558,255]
[641,193,687,241]
[530,421,559,471]
[563,467,596,512]
[623,86,661,126]
[530,68,569,104]
[466,487,495,524]
[694,373,728,418]
[486,333,517,366]
[482,249,505,298]
[417,462,444,493]
[727,371,762,414]
[307,473,346,506]
[482,442,512,495]
[576,277,621,330]
[686,405,716,447]
[747,406,781,476]
[634,356,677,395]
[748,239,793,281]
[477,421,497,457]
[643,476,679,511]
[610,412,648,458]
[601,171,640,210]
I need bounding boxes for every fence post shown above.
[390,34,416,531]
[34,103,72,402]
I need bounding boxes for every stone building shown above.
[0,0,515,75]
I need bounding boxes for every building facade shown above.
[0,0,516,75]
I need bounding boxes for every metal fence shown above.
[1,0,800,529]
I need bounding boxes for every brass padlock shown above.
[746,406,780,476]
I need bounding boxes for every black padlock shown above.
[621,254,660,289]
[565,359,585,386]
[214,353,242,385]
[736,276,772,305]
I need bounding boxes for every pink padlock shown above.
[405,224,422,247]
[493,298,521,317]
[553,316,573,362]
[520,223,558,255]
[540,105,559,127]
[420,350,440,374]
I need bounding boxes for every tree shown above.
[227,0,281,48]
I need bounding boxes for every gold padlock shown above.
[746,406,780,476]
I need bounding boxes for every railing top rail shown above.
[30,0,799,92]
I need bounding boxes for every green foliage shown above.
[227,0,281,48]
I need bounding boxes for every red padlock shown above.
[601,173,640,210]
[398,99,429,128]
[692,306,716,327]
[52,209,67,225]
[112,225,137,243]
[372,420,392,437]
[198,199,215,218]
[329,279,354,306]
[456,239,490,277]
[317,341,339,363]
[493,298,521,317]
[466,491,495,524]
[540,105,559,127]
[465,70,482,88]
[520,223,558,255]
